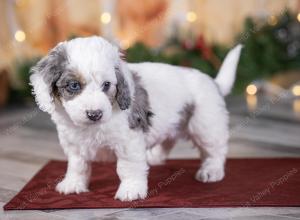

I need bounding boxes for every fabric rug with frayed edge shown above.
[4,159,300,210]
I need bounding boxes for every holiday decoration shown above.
[126,11,300,94]
[7,8,300,103]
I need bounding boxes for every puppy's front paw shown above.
[195,164,224,183]
[56,177,89,194]
[114,180,147,201]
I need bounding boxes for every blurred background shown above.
[0,0,300,159]
[1,1,300,218]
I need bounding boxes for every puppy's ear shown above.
[115,64,131,110]
[30,43,68,113]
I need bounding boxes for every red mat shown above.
[4,159,300,210]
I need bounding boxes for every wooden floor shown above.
[1,95,300,220]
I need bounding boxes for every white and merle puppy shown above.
[30,36,242,201]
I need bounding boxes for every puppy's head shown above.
[30,36,131,126]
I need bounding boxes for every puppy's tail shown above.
[214,44,243,96]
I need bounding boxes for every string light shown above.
[186,11,197,23]
[293,99,300,115]
[246,94,257,111]
[268,15,277,26]
[292,85,300,96]
[100,12,111,24]
[14,30,26,42]
[297,13,300,23]
[246,84,258,96]
[120,40,130,50]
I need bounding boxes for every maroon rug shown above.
[4,159,300,210]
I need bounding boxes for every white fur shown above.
[30,72,55,114]
[215,45,243,96]
[30,36,242,201]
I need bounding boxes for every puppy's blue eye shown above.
[102,81,111,92]
[67,81,81,92]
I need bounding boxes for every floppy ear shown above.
[29,43,68,114]
[115,64,131,110]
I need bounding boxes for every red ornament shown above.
[195,35,213,60]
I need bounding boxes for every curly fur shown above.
[30,36,242,201]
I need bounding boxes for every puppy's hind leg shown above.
[188,101,229,183]
[146,139,175,166]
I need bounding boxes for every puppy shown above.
[30,36,242,201]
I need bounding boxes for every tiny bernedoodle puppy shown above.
[30,36,242,201]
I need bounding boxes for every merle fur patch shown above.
[128,72,153,132]
[178,103,195,130]
[55,71,85,101]
[115,66,131,110]
[31,44,68,97]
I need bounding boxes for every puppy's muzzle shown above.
[86,110,103,121]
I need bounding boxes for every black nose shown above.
[86,110,103,121]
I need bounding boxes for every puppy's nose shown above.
[86,110,103,121]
